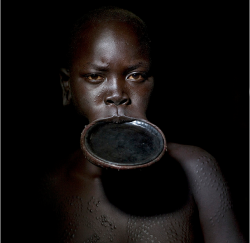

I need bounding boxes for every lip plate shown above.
[80,116,167,170]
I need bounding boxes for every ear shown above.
[59,68,72,106]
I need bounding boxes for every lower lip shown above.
[80,117,167,170]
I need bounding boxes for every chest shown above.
[43,173,199,243]
[59,196,197,243]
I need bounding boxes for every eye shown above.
[84,74,105,82]
[126,73,146,82]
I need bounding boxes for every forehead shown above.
[71,20,150,65]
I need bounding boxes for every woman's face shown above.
[68,20,154,123]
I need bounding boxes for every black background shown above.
[2,0,249,241]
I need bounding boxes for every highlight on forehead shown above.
[63,6,152,68]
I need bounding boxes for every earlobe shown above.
[59,68,72,106]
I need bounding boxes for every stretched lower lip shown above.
[80,115,167,170]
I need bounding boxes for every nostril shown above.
[120,98,131,105]
[106,99,114,104]
[105,97,131,106]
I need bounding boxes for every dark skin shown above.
[40,20,245,243]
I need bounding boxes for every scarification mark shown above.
[127,198,195,243]
[194,156,233,227]
[58,195,84,243]
[82,233,100,243]
[82,196,117,243]
[87,196,100,213]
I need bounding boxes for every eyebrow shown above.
[83,62,110,71]
[83,61,150,72]
[125,62,150,73]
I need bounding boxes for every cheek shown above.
[131,83,153,108]
[70,82,105,113]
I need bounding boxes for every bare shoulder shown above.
[166,142,230,204]
[167,142,216,166]
[167,142,223,186]
[167,142,245,243]
[166,142,229,210]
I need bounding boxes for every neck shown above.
[67,148,104,179]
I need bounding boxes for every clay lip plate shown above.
[80,116,167,170]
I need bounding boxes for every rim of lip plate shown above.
[80,116,167,170]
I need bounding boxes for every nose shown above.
[104,78,131,106]
[105,95,130,106]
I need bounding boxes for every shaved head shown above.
[61,6,152,69]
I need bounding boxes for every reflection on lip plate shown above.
[80,117,167,170]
